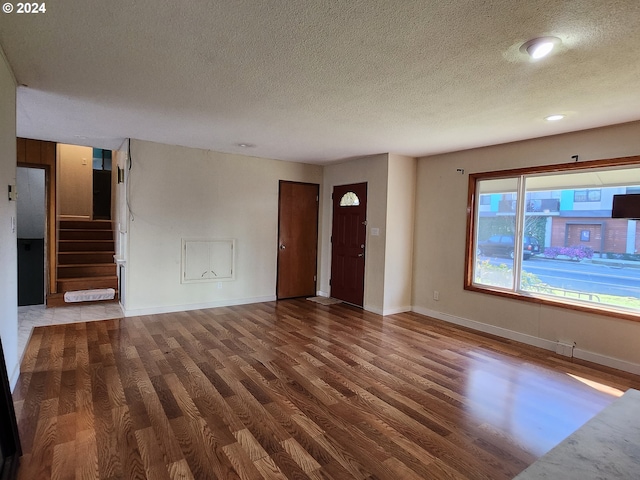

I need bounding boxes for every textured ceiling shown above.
[1,0,639,164]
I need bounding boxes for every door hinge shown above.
[329,279,332,286]
[313,275,317,282]
[316,195,319,202]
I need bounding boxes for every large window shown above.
[466,156,640,319]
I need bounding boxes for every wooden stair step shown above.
[58,252,115,265]
[57,264,117,278]
[59,240,114,252]
[59,229,113,241]
[58,220,113,230]
[55,220,117,299]
[57,276,118,292]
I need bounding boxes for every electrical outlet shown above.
[217,282,223,290]
[433,290,439,301]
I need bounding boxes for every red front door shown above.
[330,183,367,306]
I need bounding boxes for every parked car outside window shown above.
[477,235,540,259]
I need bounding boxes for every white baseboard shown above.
[123,295,277,317]
[340,303,411,316]
[364,305,383,315]
[382,306,412,316]
[315,293,410,316]
[412,306,640,375]
[412,306,558,351]
[574,348,640,375]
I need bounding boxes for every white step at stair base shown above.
[64,288,115,303]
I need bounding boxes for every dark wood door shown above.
[331,183,367,306]
[277,181,319,299]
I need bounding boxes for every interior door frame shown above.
[17,163,56,297]
[17,138,57,296]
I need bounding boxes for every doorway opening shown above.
[17,139,118,307]
[16,167,46,306]
[93,148,112,220]
[53,144,118,306]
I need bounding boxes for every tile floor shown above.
[18,302,124,361]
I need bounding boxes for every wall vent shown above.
[181,239,235,284]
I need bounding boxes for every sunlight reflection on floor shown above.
[464,357,620,457]
[566,373,624,397]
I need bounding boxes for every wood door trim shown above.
[17,163,56,296]
[17,138,57,297]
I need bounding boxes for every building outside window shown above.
[574,189,601,202]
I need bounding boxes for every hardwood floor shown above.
[13,299,640,479]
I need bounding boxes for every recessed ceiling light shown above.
[237,143,256,148]
[545,114,565,122]
[529,41,554,59]
[521,36,561,59]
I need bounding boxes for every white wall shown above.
[57,144,93,218]
[320,154,389,313]
[123,140,322,315]
[413,121,640,373]
[0,48,19,388]
[383,154,416,314]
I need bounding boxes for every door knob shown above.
[358,253,364,257]
[279,244,286,250]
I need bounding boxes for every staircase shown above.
[47,219,118,307]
